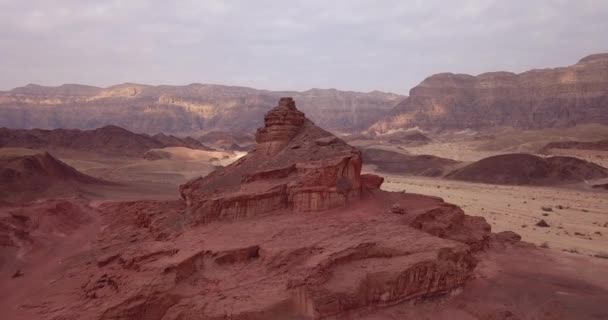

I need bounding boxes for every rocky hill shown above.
[0,84,403,135]
[0,125,212,157]
[361,148,459,176]
[370,53,608,133]
[0,152,110,201]
[445,153,608,185]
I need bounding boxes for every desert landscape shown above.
[1,94,607,319]
[1,2,608,319]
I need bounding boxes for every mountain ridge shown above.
[0,83,403,135]
[370,53,608,133]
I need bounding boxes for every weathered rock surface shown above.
[445,153,608,185]
[0,199,94,259]
[0,84,403,134]
[10,189,490,320]
[0,125,212,157]
[370,53,608,132]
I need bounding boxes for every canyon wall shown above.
[370,53,608,133]
[0,84,402,135]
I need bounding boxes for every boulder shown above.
[361,173,384,190]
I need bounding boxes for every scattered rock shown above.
[315,136,340,146]
[539,242,550,249]
[97,253,121,268]
[541,206,553,212]
[11,270,24,278]
[390,203,405,215]
[494,231,522,244]
[535,220,550,228]
[361,174,384,190]
[595,252,608,259]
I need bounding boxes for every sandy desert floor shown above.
[375,172,608,257]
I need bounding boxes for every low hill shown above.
[445,153,608,185]
[0,126,212,157]
[539,139,608,153]
[361,147,459,176]
[0,151,112,201]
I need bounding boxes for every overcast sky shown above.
[1,0,607,94]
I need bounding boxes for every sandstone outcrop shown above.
[180,98,365,222]
[445,153,608,185]
[15,190,490,319]
[370,53,608,132]
[0,84,403,134]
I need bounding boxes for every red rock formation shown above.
[180,97,365,222]
[371,53,608,132]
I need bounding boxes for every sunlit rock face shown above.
[370,53,608,133]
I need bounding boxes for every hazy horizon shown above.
[2,0,608,94]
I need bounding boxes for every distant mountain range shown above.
[1,53,606,135]
[0,84,403,135]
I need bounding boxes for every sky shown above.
[1,0,607,94]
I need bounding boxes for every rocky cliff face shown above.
[370,53,608,133]
[0,84,402,134]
